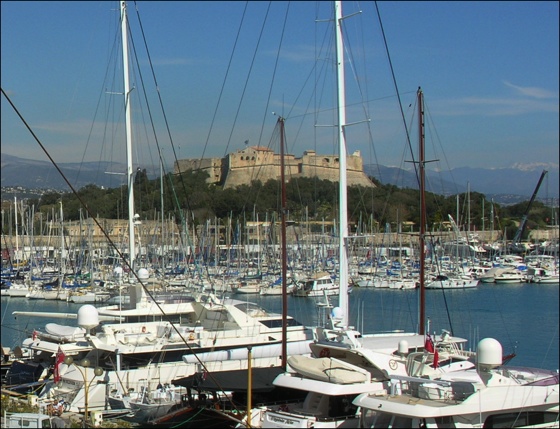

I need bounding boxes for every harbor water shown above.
[1,282,558,371]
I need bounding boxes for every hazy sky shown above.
[2,1,558,175]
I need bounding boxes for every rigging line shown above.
[341,18,373,123]
[131,1,180,176]
[131,4,200,263]
[1,227,15,269]
[222,1,273,158]
[199,1,249,161]
[541,322,559,369]
[1,87,225,395]
[424,101,461,196]
[241,122,281,213]
[255,2,290,146]
[428,234,454,335]
[288,91,412,123]
[428,234,455,335]
[363,94,416,230]
[226,2,277,191]
[373,1,417,183]
[76,20,122,187]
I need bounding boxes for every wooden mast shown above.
[279,116,288,370]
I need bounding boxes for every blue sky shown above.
[2,1,558,175]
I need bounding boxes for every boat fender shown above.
[320,348,330,357]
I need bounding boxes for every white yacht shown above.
[292,272,339,297]
[14,283,313,414]
[354,338,559,428]
[424,274,479,289]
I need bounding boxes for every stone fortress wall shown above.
[174,146,376,189]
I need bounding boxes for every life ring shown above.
[141,326,146,333]
[319,348,330,358]
[189,332,196,341]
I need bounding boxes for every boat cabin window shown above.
[327,395,358,418]
[434,416,456,428]
[8,417,52,428]
[483,411,559,428]
[362,410,413,428]
[234,302,269,317]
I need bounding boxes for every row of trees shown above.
[23,169,555,242]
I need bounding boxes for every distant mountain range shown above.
[0,153,160,192]
[1,153,557,204]
[364,164,558,203]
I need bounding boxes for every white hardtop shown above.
[5,412,53,429]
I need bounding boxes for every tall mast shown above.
[418,87,426,335]
[121,1,135,270]
[14,197,19,268]
[160,154,164,256]
[335,0,349,328]
[59,200,64,289]
[279,116,288,370]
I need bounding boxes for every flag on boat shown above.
[53,347,65,383]
[433,348,439,368]
[424,334,435,353]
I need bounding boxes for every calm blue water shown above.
[1,282,558,371]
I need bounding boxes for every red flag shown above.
[53,347,65,383]
[433,349,439,368]
[424,334,435,353]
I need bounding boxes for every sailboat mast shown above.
[279,116,288,370]
[418,87,426,335]
[335,1,349,328]
[59,200,64,289]
[121,0,135,270]
[14,197,19,268]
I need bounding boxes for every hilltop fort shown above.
[174,146,376,189]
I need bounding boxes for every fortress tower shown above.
[174,146,375,189]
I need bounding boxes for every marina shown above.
[1,281,558,428]
[5,283,557,370]
[1,1,558,428]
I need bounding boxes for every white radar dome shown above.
[77,304,99,330]
[331,307,344,320]
[137,268,150,280]
[398,340,409,355]
[477,338,502,370]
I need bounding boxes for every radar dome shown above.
[477,338,502,370]
[331,307,344,320]
[398,340,409,356]
[77,305,99,330]
[137,268,149,280]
